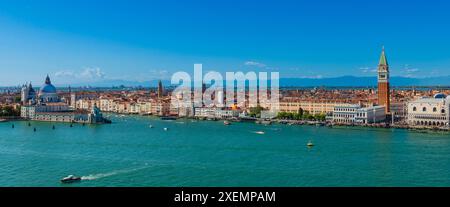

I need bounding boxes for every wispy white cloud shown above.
[402,64,420,77]
[244,61,267,68]
[54,67,106,81]
[147,69,170,80]
[359,67,377,73]
[54,70,75,77]
[80,67,105,79]
[299,75,323,79]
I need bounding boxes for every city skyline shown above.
[1,0,450,86]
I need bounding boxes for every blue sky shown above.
[1,0,450,86]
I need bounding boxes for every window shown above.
[442,109,446,113]
[422,107,427,112]
[433,107,437,112]
[413,107,417,111]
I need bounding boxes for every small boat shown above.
[12,124,14,129]
[161,116,177,121]
[28,122,31,127]
[307,141,314,147]
[33,128,36,132]
[163,128,169,131]
[52,125,55,130]
[60,175,82,184]
[224,121,231,126]
[255,131,265,135]
[149,125,154,128]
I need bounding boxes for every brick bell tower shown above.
[377,46,390,113]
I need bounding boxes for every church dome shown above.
[39,75,57,94]
[434,93,447,99]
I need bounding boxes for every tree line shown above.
[276,110,326,121]
[0,106,20,117]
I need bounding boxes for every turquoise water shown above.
[0,115,449,187]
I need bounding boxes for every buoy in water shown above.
[52,125,56,130]
[33,127,36,132]
[28,122,31,127]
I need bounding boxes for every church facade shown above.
[20,75,109,124]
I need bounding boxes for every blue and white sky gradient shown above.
[1,0,450,86]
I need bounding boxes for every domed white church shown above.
[20,75,109,124]
[38,75,59,103]
[21,75,60,104]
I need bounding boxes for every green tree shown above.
[0,106,20,117]
[249,106,264,118]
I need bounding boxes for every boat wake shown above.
[253,131,265,135]
[81,165,149,181]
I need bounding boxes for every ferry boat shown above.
[60,175,81,183]
[224,121,231,125]
[161,116,177,121]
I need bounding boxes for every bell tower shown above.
[377,46,390,113]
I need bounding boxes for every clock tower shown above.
[377,46,390,113]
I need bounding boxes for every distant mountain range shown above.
[280,75,450,87]
[53,75,449,88]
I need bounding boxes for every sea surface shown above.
[0,115,449,187]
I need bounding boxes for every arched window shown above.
[433,107,437,112]
[422,107,427,112]
[413,107,417,111]
[442,109,446,113]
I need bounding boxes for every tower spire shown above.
[45,74,51,84]
[377,46,390,114]
[379,46,388,66]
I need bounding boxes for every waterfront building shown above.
[355,106,386,124]
[151,99,171,116]
[177,105,195,117]
[137,100,153,115]
[279,100,345,115]
[194,107,216,118]
[377,47,390,113]
[99,98,114,112]
[331,104,361,124]
[331,104,387,124]
[215,108,241,119]
[70,92,98,108]
[407,93,449,127]
[390,102,407,122]
[20,75,108,124]
[194,107,240,119]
